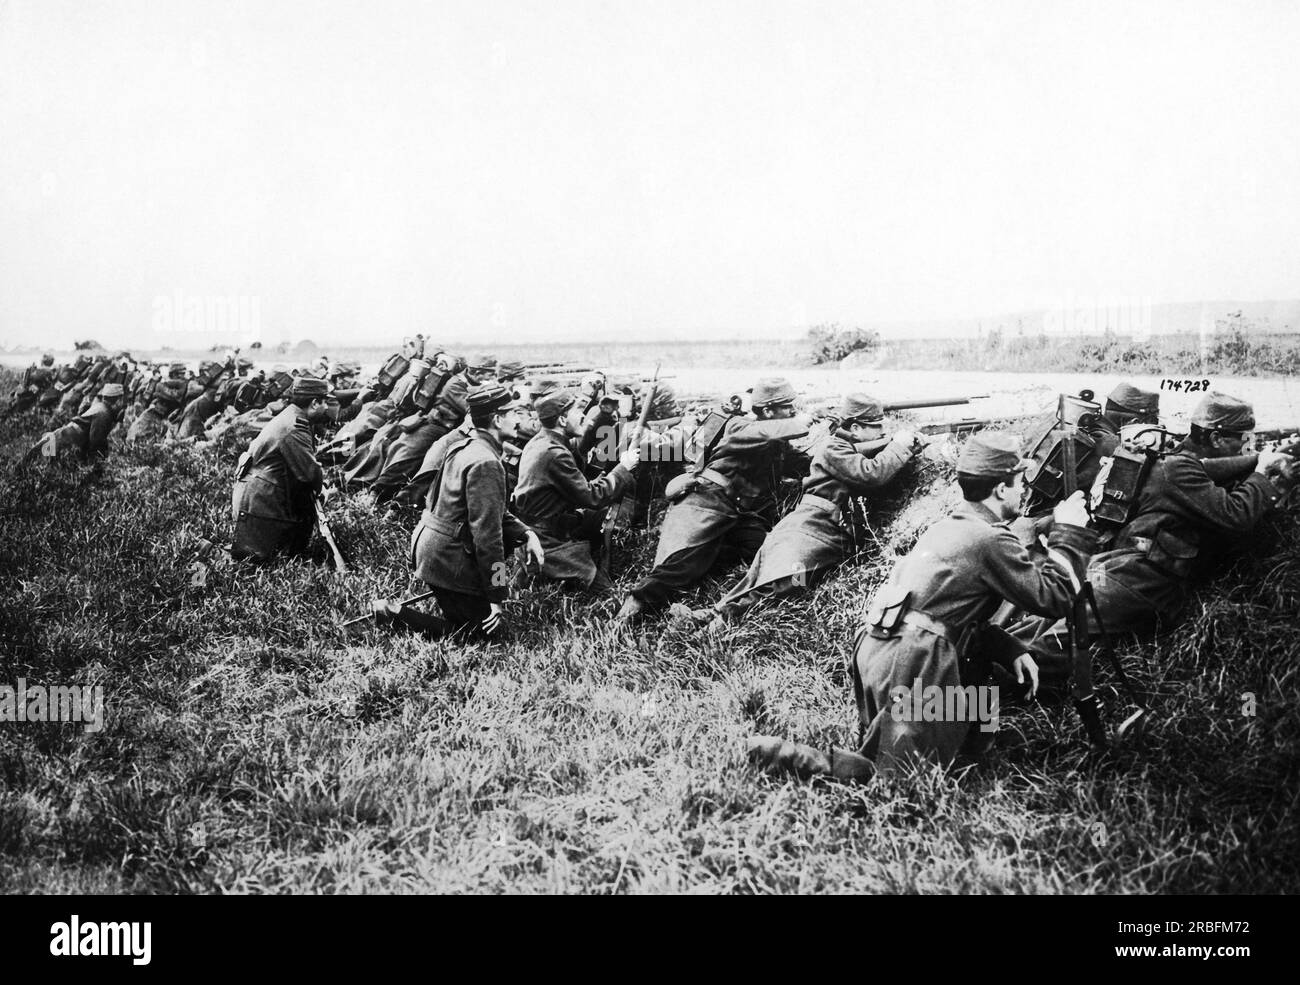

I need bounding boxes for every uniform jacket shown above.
[1110,445,1281,577]
[718,435,913,604]
[231,404,323,525]
[126,403,172,443]
[512,427,632,530]
[176,391,218,439]
[412,429,531,603]
[853,501,1098,770]
[49,399,119,459]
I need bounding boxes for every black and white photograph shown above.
[0,0,1295,932]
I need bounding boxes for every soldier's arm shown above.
[1163,455,1280,533]
[716,417,810,455]
[980,523,1097,622]
[1200,454,1257,484]
[464,460,513,602]
[434,376,469,424]
[545,446,632,508]
[282,424,325,491]
[86,407,114,457]
[821,435,913,492]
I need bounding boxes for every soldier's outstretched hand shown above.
[483,603,505,636]
[618,435,641,470]
[1053,489,1090,528]
[1013,654,1040,699]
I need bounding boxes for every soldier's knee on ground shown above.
[747,735,833,779]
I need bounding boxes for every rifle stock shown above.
[315,494,348,573]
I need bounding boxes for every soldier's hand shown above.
[618,436,641,470]
[1256,450,1289,475]
[525,530,546,568]
[1013,654,1040,699]
[483,603,505,636]
[1053,490,1090,528]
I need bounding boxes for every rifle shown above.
[315,494,349,572]
[601,363,660,576]
[830,414,1040,445]
[342,589,437,629]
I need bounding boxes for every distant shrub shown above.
[806,324,880,365]
[73,339,103,351]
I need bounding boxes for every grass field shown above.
[1,368,1297,893]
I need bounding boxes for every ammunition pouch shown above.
[1092,445,1155,530]
[864,585,912,639]
[1127,529,1198,576]
[664,472,698,502]
[412,369,451,412]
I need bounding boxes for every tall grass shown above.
[0,369,1296,893]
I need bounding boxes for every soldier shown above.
[125,380,184,444]
[1021,392,1296,654]
[2,354,56,418]
[175,376,222,440]
[368,353,487,503]
[614,377,812,625]
[230,377,331,563]
[24,382,126,462]
[398,384,544,638]
[749,433,1097,779]
[698,393,922,629]
[511,389,641,594]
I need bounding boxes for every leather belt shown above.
[901,610,960,645]
[800,492,844,525]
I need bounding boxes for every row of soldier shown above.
[7,347,1298,777]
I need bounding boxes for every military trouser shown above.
[231,513,314,563]
[391,588,492,639]
[371,419,450,503]
[630,513,769,610]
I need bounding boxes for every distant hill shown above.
[870,299,1300,340]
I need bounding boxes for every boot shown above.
[746,735,832,779]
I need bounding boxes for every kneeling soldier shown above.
[511,388,641,594]
[25,383,126,462]
[405,384,545,638]
[750,433,1097,778]
[230,377,330,562]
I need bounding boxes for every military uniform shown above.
[370,365,475,503]
[713,394,916,622]
[511,390,634,592]
[623,378,809,613]
[3,361,55,417]
[410,385,533,635]
[28,384,125,461]
[176,388,219,440]
[750,433,1098,779]
[230,379,327,563]
[1026,394,1291,647]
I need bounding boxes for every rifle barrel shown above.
[884,396,987,412]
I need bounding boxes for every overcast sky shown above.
[2,0,1298,348]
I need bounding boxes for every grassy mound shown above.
[0,377,1296,893]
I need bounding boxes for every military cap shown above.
[750,377,797,408]
[41,353,54,365]
[1191,392,1255,432]
[536,389,578,422]
[99,383,125,398]
[236,357,255,373]
[529,377,561,399]
[467,383,521,416]
[956,432,1031,478]
[496,360,526,382]
[168,361,188,378]
[839,392,885,424]
[468,354,498,374]
[1106,382,1159,415]
[290,376,329,399]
